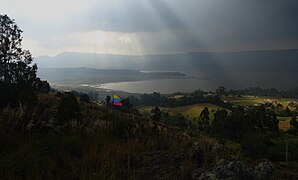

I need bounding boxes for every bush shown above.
[57,93,81,122]
[111,114,134,138]
[242,133,273,158]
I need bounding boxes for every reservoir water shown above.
[98,71,298,94]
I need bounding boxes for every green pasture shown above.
[139,103,224,123]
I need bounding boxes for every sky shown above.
[1,0,298,57]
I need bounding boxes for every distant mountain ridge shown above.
[35,49,298,72]
[37,67,186,84]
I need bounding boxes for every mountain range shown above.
[35,49,298,72]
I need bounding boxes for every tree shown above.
[247,105,279,132]
[198,107,210,131]
[212,109,228,136]
[284,106,292,117]
[121,98,133,112]
[288,116,298,135]
[36,80,50,94]
[105,95,111,107]
[0,14,38,108]
[290,116,298,130]
[151,106,162,122]
[227,106,247,139]
[162,113,188,128]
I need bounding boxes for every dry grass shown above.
[279,118,291,131]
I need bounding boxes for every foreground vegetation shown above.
[0,122,193,179]
[1,91,298,179]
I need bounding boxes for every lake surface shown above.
[98,70,298,94]
[99,78,214,94]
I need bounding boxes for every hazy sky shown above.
[1,0,298,56]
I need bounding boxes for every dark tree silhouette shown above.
[212,105,279,139]
[151,106,162,122]
[37,80,51,94]
[227,106,247,139]
[290,116,298,130]
[288,115,298,135]
[0,14,38,108]
[105,95,111,107]
[121,98,133,112]
[212,109,228,136]
[198,107,210,131]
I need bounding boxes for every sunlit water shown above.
[99,78,214,94]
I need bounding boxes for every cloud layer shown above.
[1,0,298,56]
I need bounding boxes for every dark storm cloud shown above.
[201,0,298,42]
[3,0,298,55]
[78,0,298,44]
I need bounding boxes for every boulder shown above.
[198,159,255,180]
[197,159,275,180]
[254,161,275,180]
[212,143,226,162]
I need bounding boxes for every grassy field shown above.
[279,119,291,131]
[223,95,298,108]
[139,95,298,131]
[226,95,262,106]
[139,103,224,123]
[278,117,298,131]
[177,104,224,122]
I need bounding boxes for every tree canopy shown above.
[198,107,210,131]
[0,14,38,108]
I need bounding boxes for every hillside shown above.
[2,91,298,179]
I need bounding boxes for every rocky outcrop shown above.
[254,161,275,180]
[198,159,255,180]
[196,159,275,180]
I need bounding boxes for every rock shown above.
[198,159,255,180]
[226,160,255,179]
[198,171,217,180]
[212,143,226,162]
[197,159,275,180]
[254,161,275,180]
